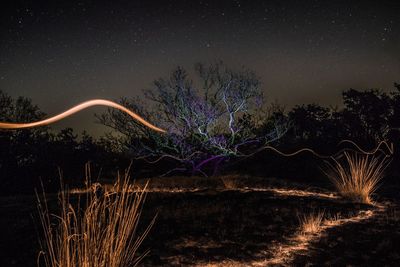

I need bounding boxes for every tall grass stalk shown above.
[36,168,155,267]
[325,152,390,204]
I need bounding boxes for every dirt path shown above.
[1,184,398,267]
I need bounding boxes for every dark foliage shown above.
[0,90,128,194]
[1,78,400,194]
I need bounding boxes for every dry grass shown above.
[220,175,241,190]
[298,211,324,235]
[36,168,156,267]
[325,152,390,204]
[323,213,342,226]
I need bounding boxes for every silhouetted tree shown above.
[0,91,121,194]
[0,90,50,192]
[340,89,391,143]
[288,104,332,142]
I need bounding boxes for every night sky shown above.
[1,0,399,135]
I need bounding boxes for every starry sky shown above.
[1,0,399,135]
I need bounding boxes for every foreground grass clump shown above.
[298,211,324,235]
[325,152,390,204]
[36,171,155,267]
[220,174,242,190]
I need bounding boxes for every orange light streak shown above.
[0,99,166,133]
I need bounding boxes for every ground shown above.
[0,175,399,266]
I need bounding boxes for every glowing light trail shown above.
[0,99,166,133]
[240,139,393,161]
[338,139,394,156]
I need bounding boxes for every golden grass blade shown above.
[298,210,325,234]
[36,171,155,267]
[324,152,390,204]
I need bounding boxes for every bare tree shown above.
[98,62,287,176]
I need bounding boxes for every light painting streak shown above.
[244,139,394,160]
[338,139,394,156]
[0,99,166,133]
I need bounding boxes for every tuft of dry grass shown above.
[36,168,156,267]
[324,152,390,205]
[298,211,324,235]
[220,175,241,190]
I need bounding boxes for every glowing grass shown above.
[36,171,156,267]
[325,152,390,204]
[298,211,324,235]
[220,175,241,190]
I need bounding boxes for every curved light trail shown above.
[239,139,393,161]
[338,139,394,156]
[0,99,166,133]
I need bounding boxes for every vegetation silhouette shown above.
[0,68,399,194]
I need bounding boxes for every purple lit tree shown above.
[98,62,287,176]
